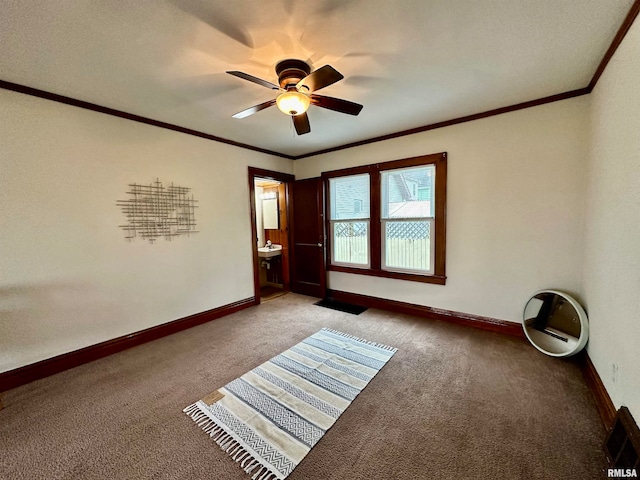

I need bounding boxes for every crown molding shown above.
[292,88,589,159]
[587,0,640,93]
[0,79,295,160]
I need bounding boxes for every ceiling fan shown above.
[227,59,363,135]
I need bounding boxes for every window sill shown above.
[329,265,446,285]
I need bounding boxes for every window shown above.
[323,153,446,284]
[381,164,434,274]
[329,173,370,267]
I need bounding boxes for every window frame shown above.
[322,153,447,285]
[326,166,372,269]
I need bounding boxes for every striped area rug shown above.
[184,328,397,480]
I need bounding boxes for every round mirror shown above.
[523,290,588,357]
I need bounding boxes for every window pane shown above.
[329,174,370,220]
[383,220,431,272]
[381,165,434,218]
[333,221,369,265]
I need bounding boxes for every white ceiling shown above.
[0,0,634,157]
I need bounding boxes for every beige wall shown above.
[0,89,292,373]
[583,15,640,420]
[295,96,590,323]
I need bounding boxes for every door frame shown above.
[248,167,295,305]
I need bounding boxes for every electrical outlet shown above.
[612,363,619,385]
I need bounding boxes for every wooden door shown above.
[290,178,326,298]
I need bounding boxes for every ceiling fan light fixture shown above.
[276,90,310,116]
[227,60,363,135]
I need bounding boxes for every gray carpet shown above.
[0,293,607,479]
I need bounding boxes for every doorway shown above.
[248,167,295,304]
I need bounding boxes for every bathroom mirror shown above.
[262,197,279,229]
[523,290,588,357]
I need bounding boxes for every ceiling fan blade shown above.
[296,65,344,93]
[310,95,363,116]
[227,71,280,90]
[232,99,276,119]
[292,113,311,135]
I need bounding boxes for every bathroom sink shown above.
[257,245,282,258]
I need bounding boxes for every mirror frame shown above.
[522,289,589,357]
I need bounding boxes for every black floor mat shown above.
[314,298,368,315]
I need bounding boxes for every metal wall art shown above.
[117,179,198,243]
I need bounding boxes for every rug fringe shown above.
[183,403,282,480]
[320,327,398,352]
